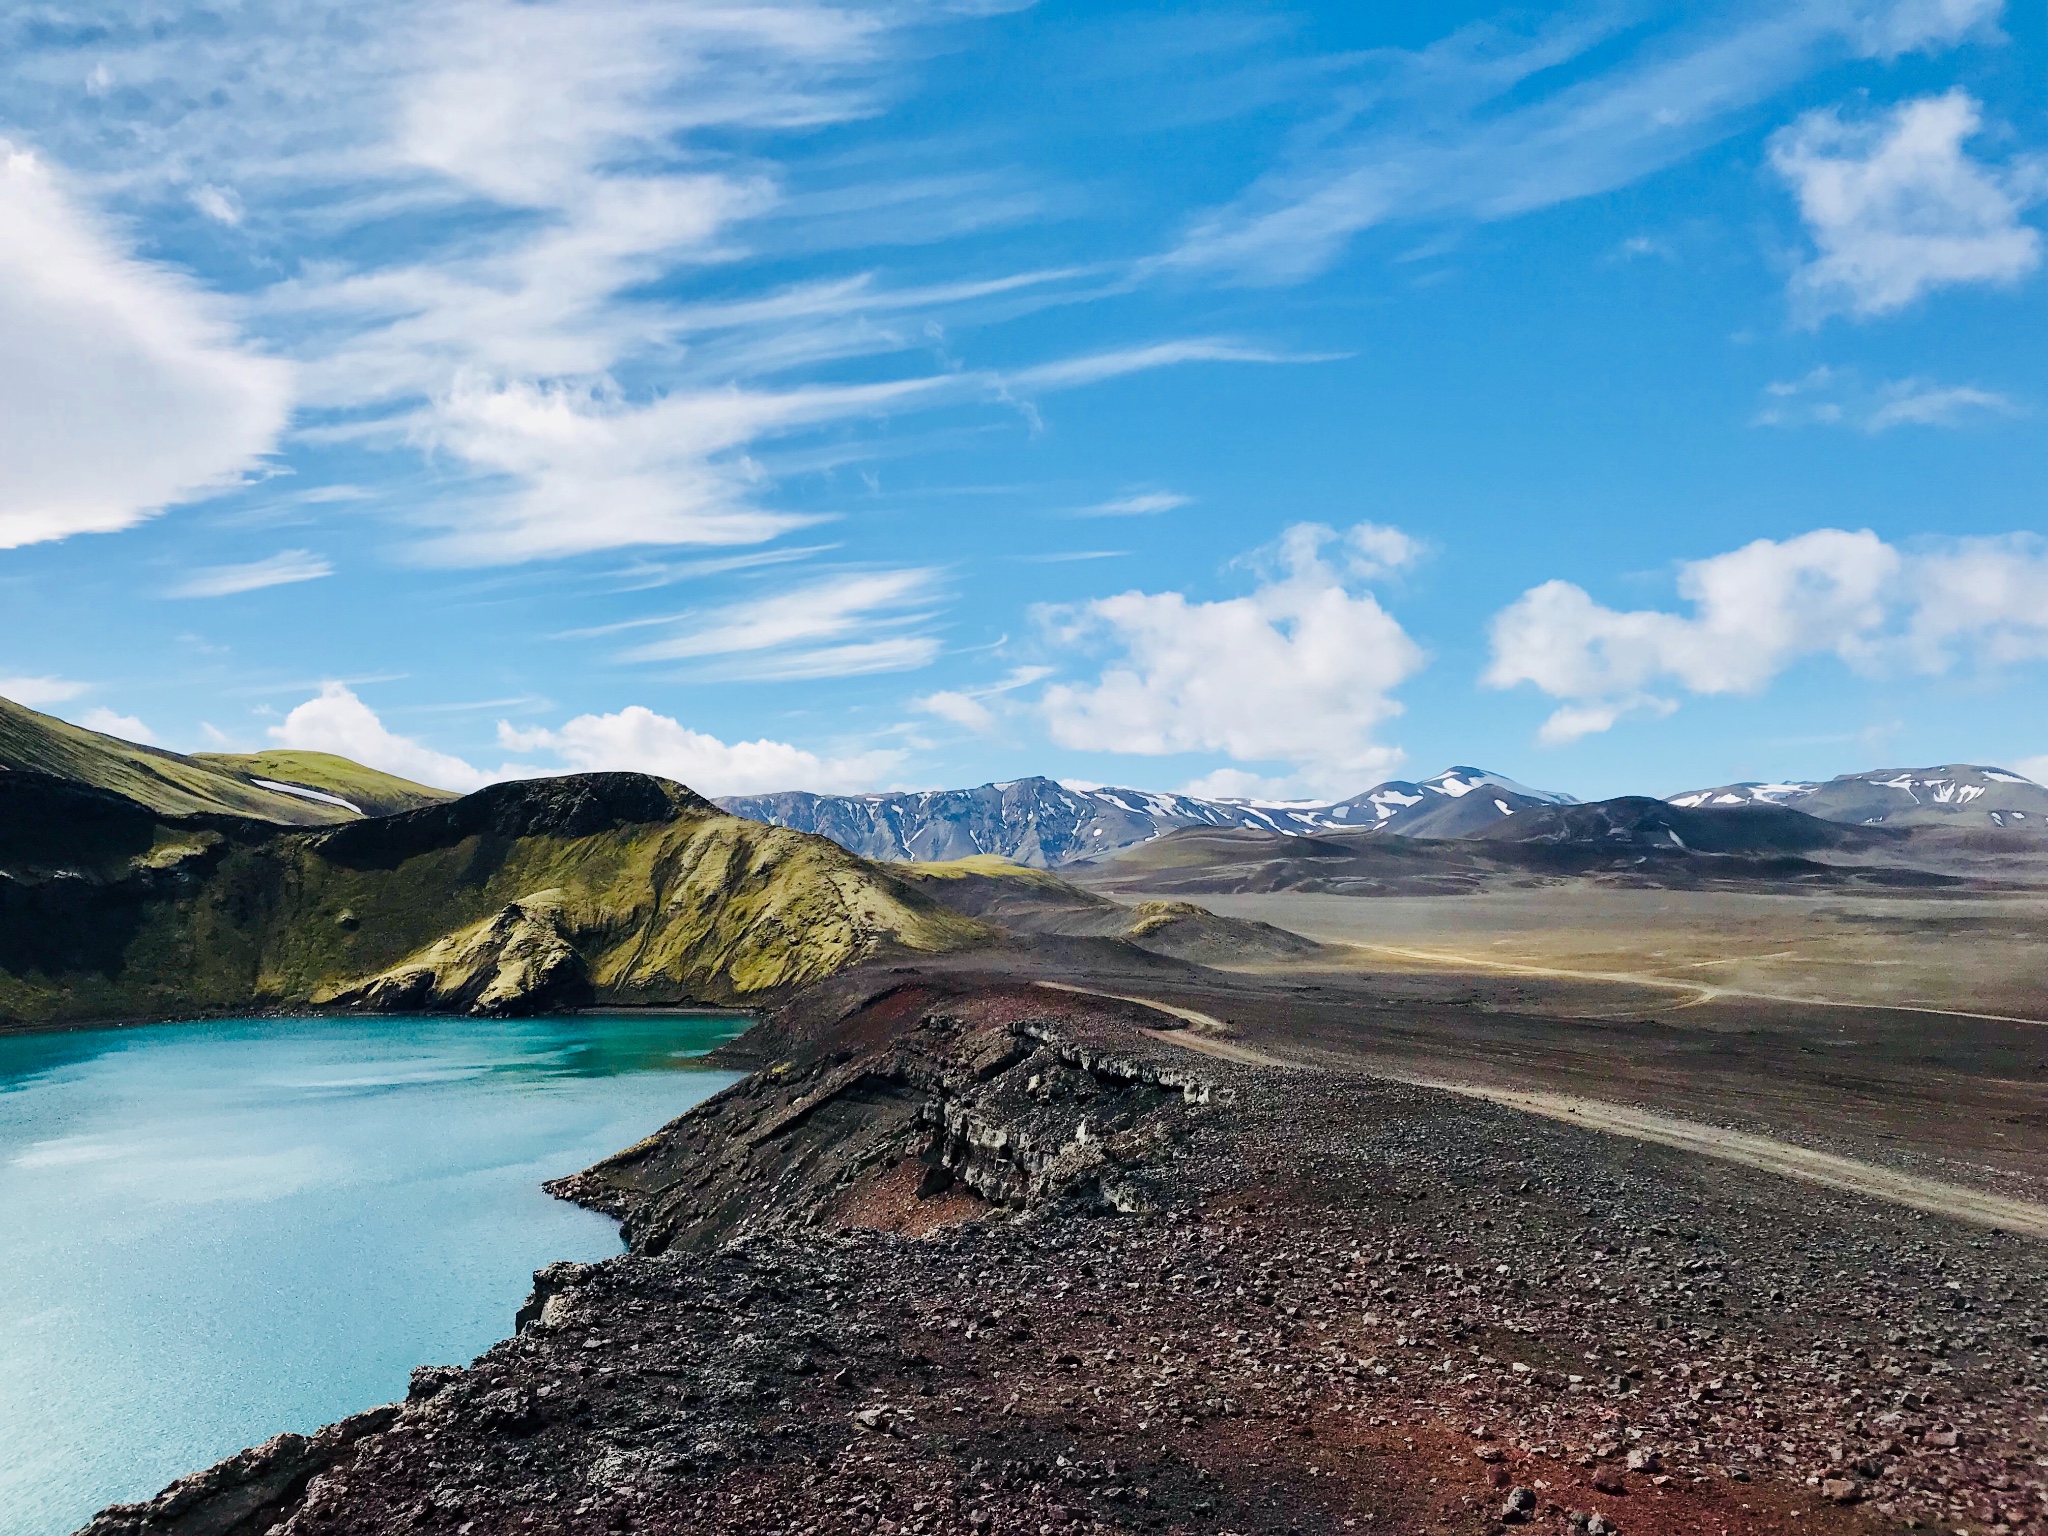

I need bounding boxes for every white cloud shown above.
[1615,235,1674,262]
[0,675,90,707]
[1075,491,1192,518]
[190,185,241,225]
[1040,521,1425,796]
[1167,0,2002,282]
[617,568,943,679]
[1772,91,2042,320]
[2014,755,2048,788]
[1004,341,1307,392]
[0,144,290,549]
[167,550,335,599]
[268,684,891,798]
[1902,534,2048,669]
[1341,521,1427,579]
[0,2,1324,571]
[271,683,497,792]
[498,706,897,797]
[911,666,1052,735]
[77,708,158,744]
[914,691,995,732]
[1485,529,2048,741]
[1755,365,2023,431]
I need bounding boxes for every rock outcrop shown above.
[322,895,590,1016]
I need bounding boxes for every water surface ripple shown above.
[0,1012,744,1536]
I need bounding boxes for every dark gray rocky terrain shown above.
[83,970,2048,1536]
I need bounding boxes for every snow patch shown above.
[250,778,362,813]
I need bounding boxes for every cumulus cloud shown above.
[617,568,944,680]
[1485,530,2048,741]
[0,675,90,707]
[1040,522,1425,796]
[498,706,897,796]
[2014,755,2048,788]
[0,144,290,549]
[1340,522,1427,579]
[271,683,498,791]
[268,684,892,798]
[167,550,334,599]
[1903,534,2048,669]
[79,708,159,744]
[1772,91,2042,320]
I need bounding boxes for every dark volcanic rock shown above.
[79,975,2048,1536]
[312,774,708,870]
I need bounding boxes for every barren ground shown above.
[86,954,2048,1536]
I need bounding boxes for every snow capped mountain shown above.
[718,766,1577,868]
[1667,765,2048,830]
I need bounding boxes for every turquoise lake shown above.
[0,1011,746,1536]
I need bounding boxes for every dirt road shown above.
[1346,941,2048,1028]
[1052,981,2048,1239]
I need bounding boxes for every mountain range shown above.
[0,695,1305,1027]
[723,760,2048,867]
[1666,764,2048,830]
[7,688,2047,1030]
[718,767,1577,869]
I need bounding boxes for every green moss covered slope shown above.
[0,695,450,824]
[191,750,456,817]
[0,771,990,1027]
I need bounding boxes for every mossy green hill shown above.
[0,771,991,1028]
[191,749,457,817]
[0,695,451,824]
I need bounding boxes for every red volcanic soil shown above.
[85,971,2048,1536]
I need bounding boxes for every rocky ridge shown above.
[82,974,2048,1536]
[1668,767,2048,832]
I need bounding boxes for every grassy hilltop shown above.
[0,696,452,824]
[0,769,989,1028]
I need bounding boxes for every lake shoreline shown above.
[77,962,2048,1536]
[1,1009,746,1536]
[0,1000,757,1041]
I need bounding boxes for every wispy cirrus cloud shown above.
[1074,491,1191,517]
[168,549,334,599]
[1754,365,2023,431]
[1164,0,2004,283]
[3,0,1283,571]
[616,567,946,680]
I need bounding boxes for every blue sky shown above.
[0,0,2043,802]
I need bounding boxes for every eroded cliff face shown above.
[0,773,990,1026]
[551,981,1228,1255]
